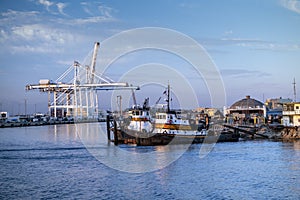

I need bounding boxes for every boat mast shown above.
[167,83,170,113]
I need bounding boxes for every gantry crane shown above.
[26,42,138,121]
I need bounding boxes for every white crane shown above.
[26,42,138,121]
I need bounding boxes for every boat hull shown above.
[114,129,239,146]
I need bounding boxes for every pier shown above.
[223,124,269,139]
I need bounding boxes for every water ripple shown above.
[0,125,300,199]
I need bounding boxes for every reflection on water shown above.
[0,123,300,199]
[76,123,194,173]
[292,140,300,150]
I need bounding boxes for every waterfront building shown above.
[224,95,266,124]
[282,102,300,126]
[265,97,292,124]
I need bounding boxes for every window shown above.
[296,106,299,110]
[283,105,287,111]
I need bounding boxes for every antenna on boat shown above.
[155,97,161,105]
[293,78,297,102]
[143,97,150,110]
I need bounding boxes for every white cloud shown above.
[221,38,264,43]
[1,9,39,17]
[11,44,63,54]
[239,42,300,51]
[37,0,68,15]
[221,69,271,78]
[208,37,300,51]
[56,2,67,16]
[202,37,269,47]
[280,0,300,14]
[0,29,8,42]
[1,10,40,24]
[70,16,116,25]
[0,1,119,54]
[38,0,54,10]
[1,23,80,54]
[0,10,49,44]
[98,5,113,18]
[80,2,93,15]
[11,24,72,44]
[80,1,116,18]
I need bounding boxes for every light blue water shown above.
[0,123,300,199]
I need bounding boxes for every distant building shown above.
[265,97,293,110]
[193,107,224,119]
[265,97,293,117]
[282,102,300,126]
[224,95,266,124]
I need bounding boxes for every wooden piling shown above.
[106,115,111,141]
[113,119,118,145]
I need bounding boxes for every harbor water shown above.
[0,123,300,199]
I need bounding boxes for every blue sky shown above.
[0,0,300,114]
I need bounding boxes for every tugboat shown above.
[126,97,153,133]
[121,83,209,145]
[111,83,239,145]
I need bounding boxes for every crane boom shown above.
[131,88,137,106]
[90,42,100,84]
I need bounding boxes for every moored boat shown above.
[111,83,239,145]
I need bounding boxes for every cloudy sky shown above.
[0,0,300,114]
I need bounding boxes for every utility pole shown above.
[293,78,297,102]
[24,99,27,116]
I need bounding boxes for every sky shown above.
[0,0,300,114]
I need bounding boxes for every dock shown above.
[0,117,103,128]
[223,124,269,139]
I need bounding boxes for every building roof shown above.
[230,95,264,109]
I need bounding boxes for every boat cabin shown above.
[155,111,189,126]
[128,107,151,121]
